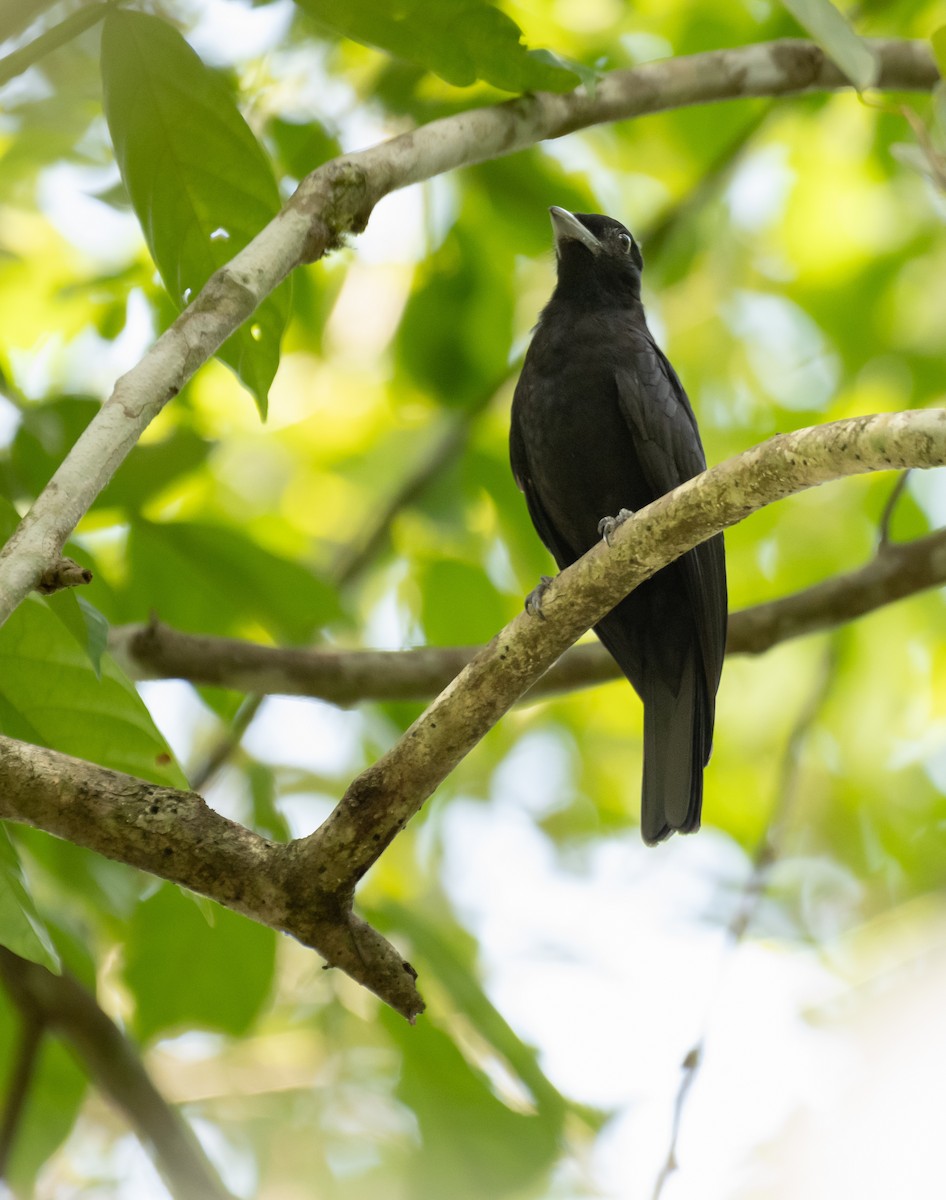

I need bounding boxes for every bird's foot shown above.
[524,575,554,620]
[598,508,634,546]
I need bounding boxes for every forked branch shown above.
[2,409,944,1018]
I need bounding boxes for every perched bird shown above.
[510,207,727,844]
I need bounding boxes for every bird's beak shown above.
[549,206,600,254]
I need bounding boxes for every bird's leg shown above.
[598,508,635,546]
[524,575,554,620]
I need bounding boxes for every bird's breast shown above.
[516,350,653,555]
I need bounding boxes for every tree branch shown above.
[0,738,425,1019]
[0,0,62,44]
[110,522,946,702]
[0,37,937,624]
[3,410,946,1017]
[299,410,946,894]
[0,948,235,1200]
[36,557,93,596]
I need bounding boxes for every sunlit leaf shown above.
[295,0,581,92]
[375,901,587,1124]
[0,595,186,787]
[6,392,210,514]
[419,557,508,644]
[125,518,342,642]
[931,26,946,78]
[101,9,289,415]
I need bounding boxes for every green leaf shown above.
[0,595,186,787]
[932,27,946,78]
[45,591,109,676]
[268,115,342,179]
[75,596,109,675]
[8,398,213,514]
[123,884,276,1041]
[934,80,946,142]
[0,828,60,971]
[0,493,20,541]
[383,1007,561,1198]
[295,0,580,93]
[7,396,97,500]
[100,10,290,415]
[396,221,514,408]
[419,558,507,644]
[375,901,581,1125]
[11,827,146,929]
[99,426,213,511]
[126,518,342,643]
[780,0,878,90]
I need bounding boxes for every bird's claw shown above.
[598,508,634,546]
[525,575,554,619]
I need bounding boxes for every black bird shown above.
[510,207,727,844]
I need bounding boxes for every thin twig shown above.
[188,693,264,792]
[651,644,838,1199]
[877,469,911,547]
[0,3,112,88]
[650,1043,701,1199]
[0,0,62,44]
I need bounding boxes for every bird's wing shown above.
[510,386,581,570]
[613,340,728,697]
[615,340,705,480]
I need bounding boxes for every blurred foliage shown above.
[293,0,588,92]
[0,0,944,1196]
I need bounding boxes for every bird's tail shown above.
[640,653,707,845]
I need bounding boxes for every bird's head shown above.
[549,206,643,304]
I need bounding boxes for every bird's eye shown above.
[617,233,633,253]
